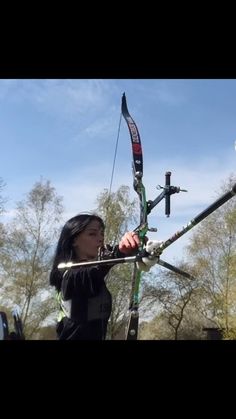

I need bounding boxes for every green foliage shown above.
[95,185,138,339]
[32,324,57,340]
[223,327,236,340]
[96,185,138,246]
[0,178,64,339]
[186,175,236,336]
[0,177,6,216]
[140,266,200,339]
[106,263,133,339]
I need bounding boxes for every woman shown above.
[50,213,157,340]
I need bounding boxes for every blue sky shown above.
[1,79,236,265]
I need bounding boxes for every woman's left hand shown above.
[118,231,140,255]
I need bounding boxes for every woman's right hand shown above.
[118,231,140,255]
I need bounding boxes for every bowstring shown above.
[100,108,122,340]
[104,109,122,242]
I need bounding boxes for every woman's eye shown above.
[88,231,104,237]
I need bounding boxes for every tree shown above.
[0,177,6,217]
[139,264,199,339]
[96,185,137,246]
[0,179,64,339]
[0,177,6,250]
[95,185,138,339]
[186,175,236,338]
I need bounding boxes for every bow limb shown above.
[121,92,147,339]
[121,93,148,244]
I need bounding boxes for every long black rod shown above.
[159,183,236,252]
[58,256,136,270]
[58,256,193,280]
[147,190,166,213]
[165,171,171,217]
[158,259,195,280]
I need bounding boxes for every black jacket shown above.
[55,246,124,340]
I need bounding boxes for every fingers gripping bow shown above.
[136,239,163,272]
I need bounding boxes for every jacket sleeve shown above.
[61,265,112,300]
[61,245,126,300]
[99,244,127,260]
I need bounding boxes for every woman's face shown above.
[72,220,105,261]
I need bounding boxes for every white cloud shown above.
[0,79,113,120]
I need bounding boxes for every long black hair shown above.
[49,213,105,290]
